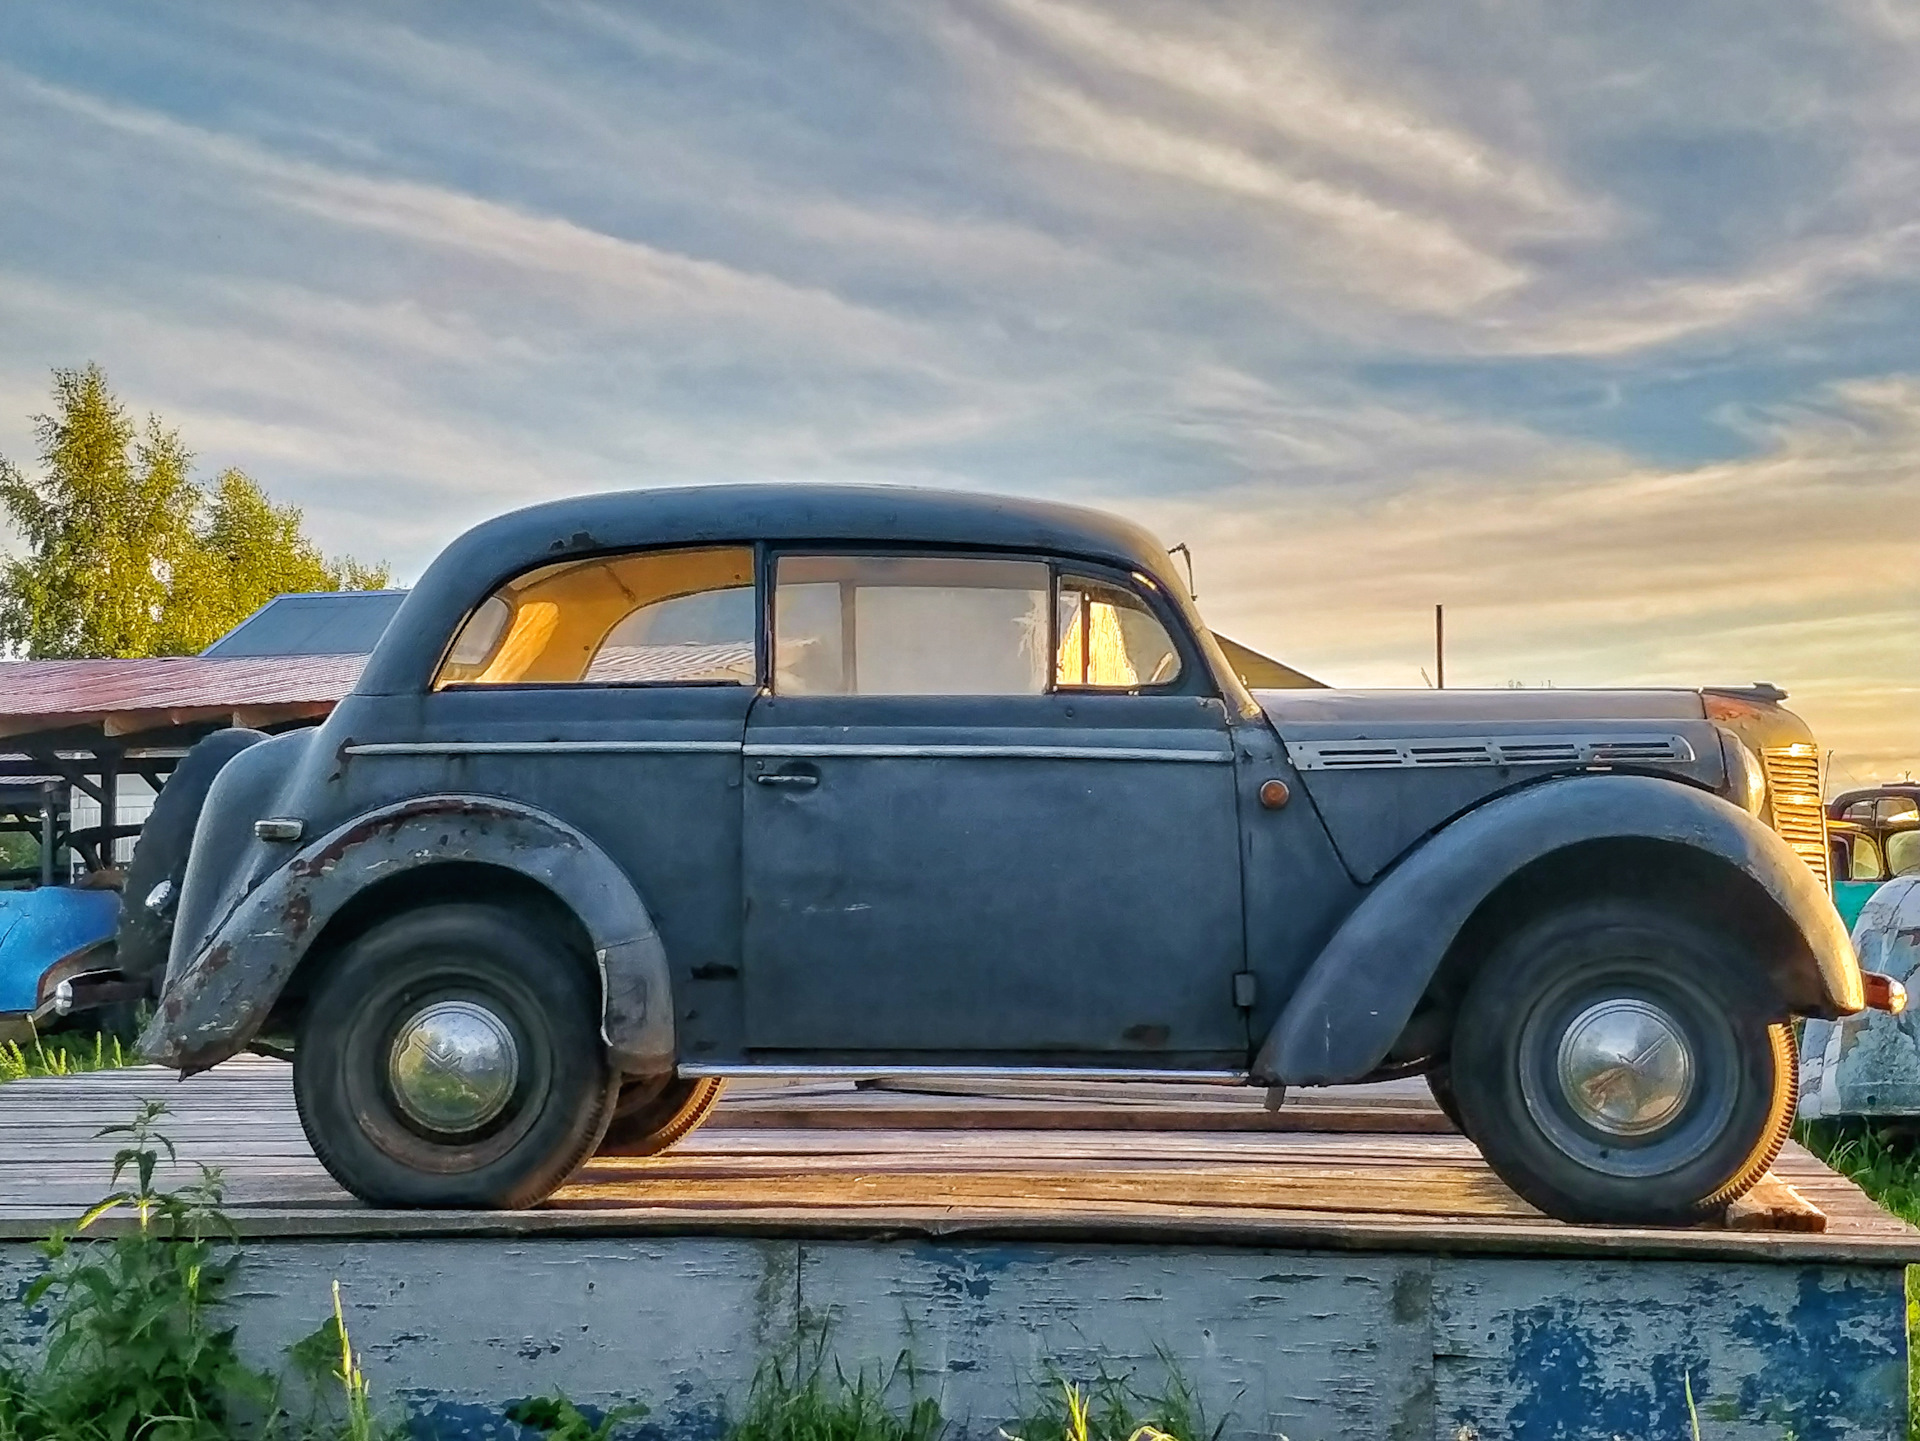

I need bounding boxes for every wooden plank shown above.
[2,1062,1913,1262]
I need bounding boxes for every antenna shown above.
[1168,543,1197,600]
[1435,604,1445,689]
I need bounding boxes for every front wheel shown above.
[1450,900,1797,1225]
[293,904,618,1208]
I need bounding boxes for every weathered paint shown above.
[142,795,676,1075]
[1258,770,1864,1088]
[0,1236,1903,1439]
[1801,878,1920,1119]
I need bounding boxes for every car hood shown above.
[1254,688,1725,884]
[1254,688,1707,727]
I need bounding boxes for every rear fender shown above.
[1254,772,1859,1086]
[140,794,673,1075]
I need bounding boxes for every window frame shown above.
[430,541,768,693]
[760,544,1213,700]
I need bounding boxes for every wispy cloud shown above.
[0,1,1915,778]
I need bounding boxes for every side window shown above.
[1890,831,1920,879]
[1850,834,1886,882]
[436,546,756,688]
[773,555,1049,696]
[1055,573,1182,689]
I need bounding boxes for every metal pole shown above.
[1435,604,1445,690]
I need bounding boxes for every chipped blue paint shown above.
[1433,1258,1907,1440]
[0,1239,1907,1438]
[1488,1307,1702,1439]
[1727,1270,1911,1441]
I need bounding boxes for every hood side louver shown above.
[1287,734,1697,771]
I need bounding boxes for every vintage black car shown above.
[136,485,1890,1223]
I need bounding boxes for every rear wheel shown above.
[292,903,617,1208]
[597,1076,725,1157]
[1450,900,1796,1225]
[1425,1065,1466,1133]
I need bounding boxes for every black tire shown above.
[597,1076,725,1157]
[116,728,267,988]
[1451,899,1796,1226]
[292,903,618,1208]
[1425,1065,1466,1133]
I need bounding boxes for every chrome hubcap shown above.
[387,1000,519,1134]
[1555,999,1693,1137]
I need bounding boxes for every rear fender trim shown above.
[140,794,673,1075]
[1254,772,1859,1087]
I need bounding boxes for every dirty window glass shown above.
[773,555,1049,696]
[1055,574,1181,689]
[1890,831,1920,878]
[1849,834,1885,881]
[436,546,756,687]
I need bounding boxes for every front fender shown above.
[141,795,674,1076]
[1254,772,1859,1086]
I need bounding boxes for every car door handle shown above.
[754,771,819,788]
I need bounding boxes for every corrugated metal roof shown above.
[0,654,364,743]
[201,590,408,658]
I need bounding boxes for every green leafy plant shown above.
[0,1099,267,1440]
[506,1392,647,1441]
[0,1100,407,1441]
[285,1281,398,1441]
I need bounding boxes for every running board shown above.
[676,1063,1251,1086]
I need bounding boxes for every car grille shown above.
[1762,743,1829,888]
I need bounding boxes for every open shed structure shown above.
[0,590,405,886]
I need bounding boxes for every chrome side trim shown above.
[1286,733,1697,772]
[743,744,1232,763]
[344,740,743,756]
[677,1063,1250,1085]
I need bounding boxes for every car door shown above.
[739,550,1247,1064]
[402,544,761,1033]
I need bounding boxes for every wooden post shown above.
[37,782,53,889]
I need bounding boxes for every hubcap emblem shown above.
[387,1000,519,1134]
[1555,999,1693,1137]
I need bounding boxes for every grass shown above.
[1004,1360,1222,1441]
[1795,1119,1920,1439]
[0,1030,137,1084]
[1797,1119,1920,1227]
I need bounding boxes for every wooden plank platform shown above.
[0,1059,1911,1262]
[1,1061,1913,1439]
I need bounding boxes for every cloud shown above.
[1,2,1917,778]
[1131,376,1920,781]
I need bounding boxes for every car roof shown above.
[356,484,1199,696]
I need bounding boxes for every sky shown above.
[0,2,1915,784]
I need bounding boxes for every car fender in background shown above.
[0,888,119,1041]
[1800,876,1920,1119]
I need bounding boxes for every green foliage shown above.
[1005,1357,1220,1441]
[0,364,389,660]
[0,1030,133,1084]
[0,831,40,880]
[1797,1119,1920,1227]
[0,1100,400,1441]
[729,1333,942,1441]
[506,1393,646,1441]
[0,1100,263,1440]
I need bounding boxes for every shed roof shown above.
[0,654,365,747]
[201,590,407,658]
